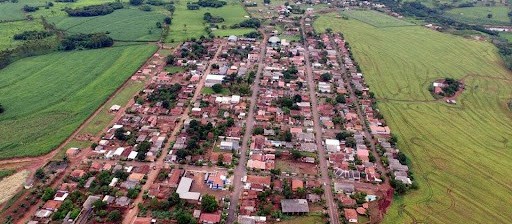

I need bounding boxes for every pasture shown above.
[0,2,25,21]
[0,44,156,159]
[446,6,511,25]
[340,10,415,28]
[0,20,44,51]
[49,8,166,41]
[167,0,253,42]
[315,13,512,224]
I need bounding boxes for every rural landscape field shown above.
[315,11,512,224]
[0,45,156,159]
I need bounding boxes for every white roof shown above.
[176,177,201,200]
[110,105,121,111]
[180,192,201,200]
[231,95,241,103]
[109,178,119,187]
[112,124,123,129]
[325,139,340,146]
[220,141,233,147]
[114,147,125,156]
[206,74,225,81]
[127,151,137,160]
[176,177,193,194]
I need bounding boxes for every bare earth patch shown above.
[0,170,28,204]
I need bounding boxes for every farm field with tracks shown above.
[0,45,156,159]
[315,12,512,224]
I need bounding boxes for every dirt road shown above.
[226,32,268,224]
[301,19,341,224]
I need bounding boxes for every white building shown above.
[205,74,226,87]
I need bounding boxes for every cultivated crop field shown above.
[167,0,253,43]
[445,6,511,26]
[315,13,512,224]
[50,8,167,41]
[340,10,415,28]
[0,45,156,159]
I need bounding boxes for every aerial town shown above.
[0,3,420,224]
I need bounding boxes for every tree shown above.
[487,13,493,19]
[263,0,270,4]
[164,16,172,25]
[176,210,196,224]
[92,199,107,211]
[326,28,332,33]
[0,103,4,114]
[335,94,346,104]
[291,150,303,160]
[211,83,223,93]
[284,131,292,142]
[321,72,332,81]
[127,188,140,199]
[168,192,181,206]
[35,168,45,179]
[156,21,162,28]
[217,153,224,166]
[201,194,218,212]
[129,0,143,5]
[107,210,121,222]
[253,127,264,135]
[114,127,127,141]
[41,188,56,201]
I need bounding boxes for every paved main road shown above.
[301,19,341,224]
[226,31,268,224]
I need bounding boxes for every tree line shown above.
[64,2,123,17]
[203,12,224,23]
[59,33,114,51]
[13,30,54,40]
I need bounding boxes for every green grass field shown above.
[0,20,44,50]
[0,44,156,159]
[315,13,512,224]
[167,0,253,42]
[446,6,511,26]
[499,31,512,42]
[340,10,415,28]
[49,8,166,41]
[0,2,26,21]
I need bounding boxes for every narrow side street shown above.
[226,31,268,224]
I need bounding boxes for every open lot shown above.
[445,6,511,26]
[0,44,156,159]
[167,0,253,43]
[49,8,167,41]
[315,12,512,224]
[279,212,324,224]
[340,9,415,28]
